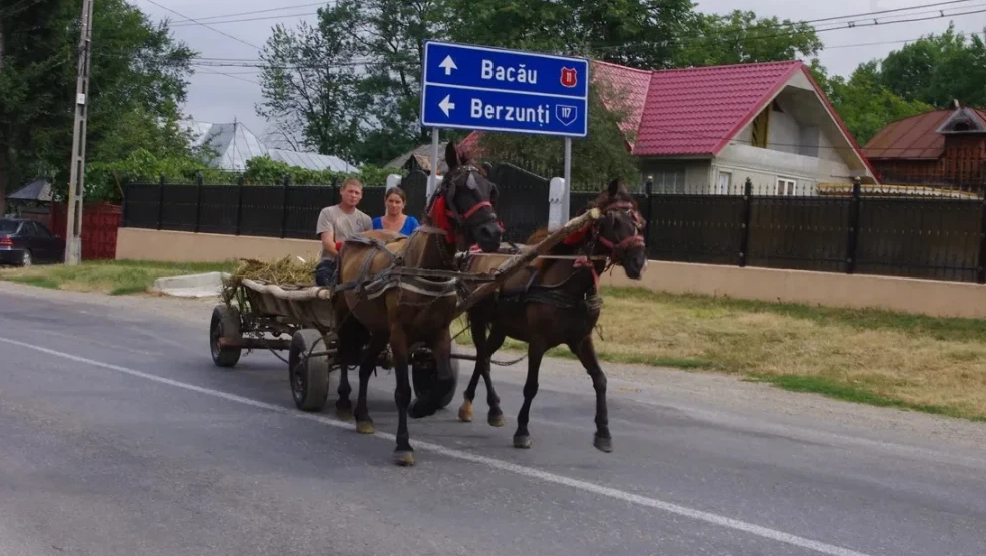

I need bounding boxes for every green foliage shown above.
[240,157,396,187]
[0,0,195,205]
[674,10,822,66]
[810,60,937,146]
[879,24,986,108]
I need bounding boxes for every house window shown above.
[716,171,732,194]
[751,107,770,149]
[650,166,687,193]
[777,177,797,196]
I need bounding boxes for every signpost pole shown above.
[563,137,572,220]
[428,128,439,200]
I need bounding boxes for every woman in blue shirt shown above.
[372,186,420,236]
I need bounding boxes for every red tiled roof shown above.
[590,61,652,148]
[456,58,872,173]
[633,61,802,156]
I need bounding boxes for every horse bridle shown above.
[591,199,645,261]
[428,165,500,233]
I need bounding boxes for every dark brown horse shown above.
[456,178,646,452]
[331,141,503,466]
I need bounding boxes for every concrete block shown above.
[152,271,229,298]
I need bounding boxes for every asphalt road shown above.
[1,285,985,556]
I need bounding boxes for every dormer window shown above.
[936,107,986,134]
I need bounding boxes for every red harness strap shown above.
[429,196,456,244]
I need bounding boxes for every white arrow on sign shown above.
[438,95,455,116]
[439,55,457,75]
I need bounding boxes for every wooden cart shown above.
[208,209,601,413]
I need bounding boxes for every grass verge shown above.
[0,259,237,295]
[452,286,986,422]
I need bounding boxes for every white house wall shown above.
[767,107,801,156]
[714,143,854,193]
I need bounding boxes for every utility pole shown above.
[0,17,8,217]
[65,0,94,264]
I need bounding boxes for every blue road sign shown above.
[420,40,589,138]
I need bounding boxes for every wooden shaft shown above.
[452,207,601,319]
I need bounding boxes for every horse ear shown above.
[445,141,461,170]
[606,178,621,197]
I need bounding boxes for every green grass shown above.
[754,375,986,422]
[453,285,986,423]
[0,259,237,295]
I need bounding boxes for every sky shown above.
[134,0,986,151]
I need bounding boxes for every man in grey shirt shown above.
[315,177,373,287]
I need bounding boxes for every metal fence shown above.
[575,179,986,284]
[121,168,986,284]
[121,162,552,244]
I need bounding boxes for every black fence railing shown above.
[121,168,986,284]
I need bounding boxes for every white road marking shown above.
[0,336,874,556]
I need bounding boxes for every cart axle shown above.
[219,337,292,350]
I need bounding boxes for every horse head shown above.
[425,141,503,253]
[585,178,647,280]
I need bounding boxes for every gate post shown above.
[157,175,166,230]
[738,178,753,267]
[280,173,290,238]
[977,188,986,284]
[845,177,862,274]
[194,171,204,233]
[235,174,244,235]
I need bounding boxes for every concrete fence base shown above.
[118,227,986,319]
[600,260,986,319]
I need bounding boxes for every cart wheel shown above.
[289,329,330,412]
[411,341,461,410]
[210,305,242,368]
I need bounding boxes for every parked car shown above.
[0,218,66,266]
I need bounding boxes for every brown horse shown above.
[456,178,647,452]
[331,141,503,466]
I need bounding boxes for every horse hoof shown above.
[356,421,375,435]
[458,401,474,422]
[336,409,353,422]
[393,450,415,466]
[594,435,613,453]
[513,435,532,449]
[487,413,505,427]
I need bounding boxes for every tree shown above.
[256,19,364,163]
[674,10,822,67]
[0,0,196,209]
[878,24,986,108]
[257,0,448,167]
[809,60,934,146]
[444,0,697,69]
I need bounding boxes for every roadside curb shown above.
[151,271,229,298]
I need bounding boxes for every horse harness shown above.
[472,198,645,312]
[329,167,500,306]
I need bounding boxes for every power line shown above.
[594,5,986,51]
[172,12,321,27]
[141,0,262,51]
[170,2,333,23]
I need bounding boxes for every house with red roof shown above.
[862,104,986,188]
[459,58,877,194]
